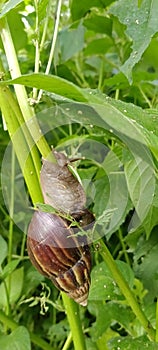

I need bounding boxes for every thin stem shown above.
[115,88,119,100]
[138,85,152,108]
[156,298,158,342]
[40,0,52,52]
[99,240,156,341]
[61,293,87,350]
[3,280,10,318]
[8,147,15,264]
[0,85,43,204]
[118,228,130,265]
[33,0,40,99]
[38,0,62,101]
[62,332,72,350]
[0,309,55,350]
[98,58,104,91]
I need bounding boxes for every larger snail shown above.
[27,211,91,306]
[27,150,94,306]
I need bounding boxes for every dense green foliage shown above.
[1,0,158,349]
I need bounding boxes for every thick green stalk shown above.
[0,309,55,350]
[62,293,87,350]
[0,85,43,203]
[100,240,156,341]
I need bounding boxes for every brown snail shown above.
[27,211,91,306]
[40,150,86,215]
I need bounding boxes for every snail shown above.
[27,210,91,306]
[27,149,94,305]
[40,150,86,215]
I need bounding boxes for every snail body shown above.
[27,211,91,306]
[40,150,86,215]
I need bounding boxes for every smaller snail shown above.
[27,211,91,306]
[40,150,86,215]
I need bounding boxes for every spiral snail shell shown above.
[27,211,91,306]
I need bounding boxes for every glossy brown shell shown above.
[40,150,86,214]
[27,211,91,306]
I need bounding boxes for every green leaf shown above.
[84,37,113,56]
[108,335,158,349]
[8,10,27,51]
[0,0,23,18]
[124,154,155,231]
[134,230,158,303]
[0,74,87,102]
[59,23,85,63]
[71,0,112,20]
[1,259,20,280]
[38,0,49,24]
[0,267,24,307]
[0,235,8,265]
[22,266,44,295]
[0,326,31,350]
[140,183,158,238]
[84,15,112,35]
[109,0,158,83]
[35,203,56,213]
[89,260,134,301]
[88,301,134,340]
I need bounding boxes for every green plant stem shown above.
[138,84,152,108]
[118,228,130,265]
[37,0,62,101]
[156,299,158,342]
[40,0,52,51]
[33,0,40,100]
[0,309,55,350]
[0,85,43,203]
[0,17,54,161]
[99,239,156,341]
[8,147,15,264]
[62,332,72,350]
[61,293,87,350]
[98,58,104,91]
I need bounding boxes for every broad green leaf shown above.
[108,335,158,349]
[8,10,27,51]
[0,267,24,307]
[71,0,113,20]
[88,301,134,340]
[124,154,155,231]
[109,0,158,82]
[0,326,31,350]
[89,261,134,301]
[59,23,85,63]
[86,92,158,160]
[134,231,158,302]
[38,0,49,24]
[1,259,20,280]
[0,236,7,265]
[84,15,112,35]
[94,172,131,239]
[84,37,113,56]
[0,74,87,102]
[139,183,158,238]
[0,0,23,18]
[22,266,44,295]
